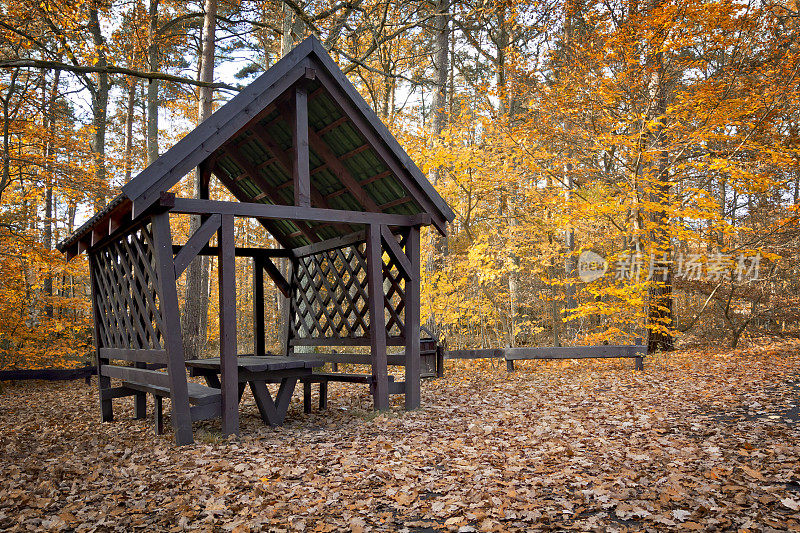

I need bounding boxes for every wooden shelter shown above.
[57,36,455,445]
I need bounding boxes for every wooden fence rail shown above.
[445,340,646,371]
[0,366,97,382]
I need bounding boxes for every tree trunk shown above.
[645,4,675,353]
[42,69,60,319]
[281,1,304,56]
[182,0,216,361]
[87,0,110,210]
[146,0,160,165]
[0,68,19,205]
[425,0,450,336]
[123,76,137,183]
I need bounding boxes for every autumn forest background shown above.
[2,0,800,370]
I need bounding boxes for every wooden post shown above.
[292,86,310,207]
[303,381,312,413]
[253,256,265,357]
[134,363,147,419]
[150,213,194,446]
[154,395,163,435]
[218,214,239,436]
[506,358,515,372]
[404,225,421,409]
[435,346,444,378]
[88,253,114,422]
[634,337,645,371]
[366,223,390,410]
[282,259,294,356]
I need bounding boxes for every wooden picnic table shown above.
[185,356,322,426]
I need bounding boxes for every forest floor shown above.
[1,340,800,532]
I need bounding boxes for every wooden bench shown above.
[503,341,646,372]
[298,372,399,413]
[120,376,222,434]
[277,353,406,412]
[445,338,646,372]
[282,332,442,411]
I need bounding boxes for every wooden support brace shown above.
[380,225,412,280]
[173,213,221,277]
[263,256,291,297]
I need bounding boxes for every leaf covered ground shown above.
[1,340,800,532]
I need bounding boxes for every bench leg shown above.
[319,381,328,410]
[134,392,147,420]
[154,395,163,435]
[635,356,644,371]
[506,359,515,372]
[133,362,147,419]
[303,381,312,414]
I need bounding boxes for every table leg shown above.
[250,378,298,426]
[203,373,222,389]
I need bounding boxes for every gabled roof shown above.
[58,35,454,255]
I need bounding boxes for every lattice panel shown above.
[382,230,407,337]
[290,236,407,341]
[90,224,165,350]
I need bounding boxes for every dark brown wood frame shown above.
[85,203,424,444]
[61,36,452,446]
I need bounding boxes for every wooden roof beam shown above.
[272,107,379,213]
[210,164,308,249]
[124,51,315,218]
[249,122,355,234]
[316,116,348,137]
[325,170,393,201]
[166,197,431,227]
[224,148,321,243]
[306,128,380,212]
[310,60,447,234]
[339,143,370,160]
[379,197,413,210]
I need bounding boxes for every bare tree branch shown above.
[0,60,241,91]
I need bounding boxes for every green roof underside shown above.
[213,79,423,249]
